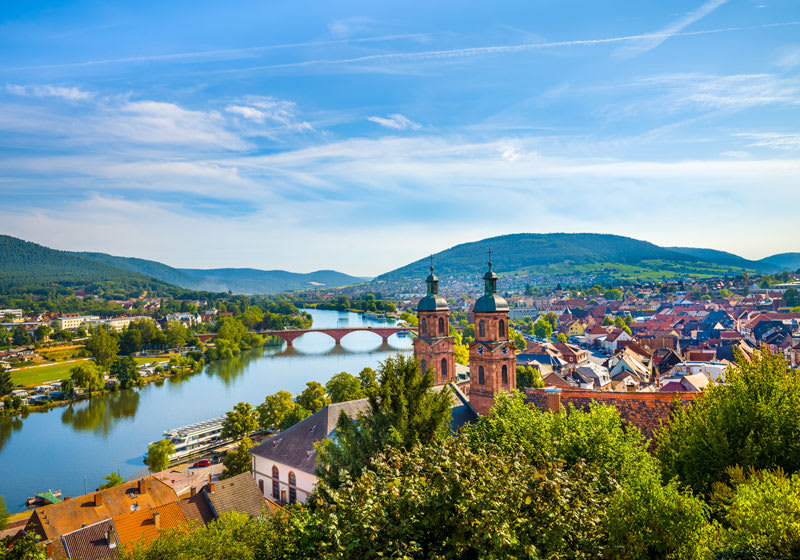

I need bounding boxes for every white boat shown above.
[163,417,230,461]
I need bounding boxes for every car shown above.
[192,459,211,468]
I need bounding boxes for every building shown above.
[412,264,455,385]
[51,315,100,331]
[468,261,516,415]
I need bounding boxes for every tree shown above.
[144,438,175,473]
[602,315,614,326]
[316,354,453,490]
[297,381,330,413]
[280,404,311,430]
[656,348,800,494]
[325,372,364,403]
[785,287,800,308]
[99,472,125,489]
[509,325,526,351]
[86,327,119,367]
[221,437,254,479]
[70,362,105,393]
[604,288,623,300]
[12,325,31,346]
[119,328,143,355]
[2,532,48,560]
[221,402,259,440]
[516,365,544,389]
[358,367,379,395]
[0,495,7,531]
[454,343,469,366]
[533,317,553,339]
[0,371,12,397]
[164,320,189,350]
[257,391,295,431]
[60,378,75,398]
[110,356,139,389]
[557,332,567,343]
[542,311,558,329]
[34,324,51,343]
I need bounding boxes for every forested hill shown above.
[376,233,754,283]
[665,247,775,271]
[0,235,167,287]
[759,252,800,272]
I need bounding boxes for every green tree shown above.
[602,315,614,326]
[221,437,254,479]
[119,327,143,355]
[86,327,119,367]
[2,532,48,560]
[297,381,330,413]
[605,288,623,300]
[34,324,51,342]
[557,332,567,343]
[542,311,558,329]
[99,471,125,489]
[280,404,311,430]
[60,378,75,398]
[144,438,175,473]
[358,367,379,395]
[325,372,364,403]
[164,320,189,349]
[12,325,31,346]
[110,356,139,389]
[316,354,453,490]
[516,365,544,389]
[221,402,259,440]
[454,343,469,366]
[257,391,295,431]
[70,362,105,393]
[656,348,800,494]
[784,287,800,308]
[509,325,526,350]
[533,317,553,339]
[0,371,12,397]
[0,495,7,531]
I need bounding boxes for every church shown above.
[413,259,516,415]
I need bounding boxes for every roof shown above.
[178,494,215,526]
[443,382,478,432]
[112,502,187,552]
[26,477,179,543]
[204,473,271,518]
[417,293,449,312]
[473,293,509,313]
[250,399,371,474]
[60,519,121,560]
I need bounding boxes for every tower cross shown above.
[487,249,492,269]
[429,254,434,272]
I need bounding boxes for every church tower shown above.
[413,262,454,386]
[469,258,516,415]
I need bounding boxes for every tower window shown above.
[288,472,297,504]
[438,317,445,335]
[421,318,427,335]
[502,365,508,385]
[499,320,506,338]
[478,366,485,385]
[441,358,447,379]
[421,360,427,375]
[271,466,279,500]
[479,320,485,338]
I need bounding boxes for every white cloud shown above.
[736,132,800,151]
[776,46,800,69]
[367,113,421,130]
[617,0,729,58]
[5,83,94,101]
[225,97,313,133]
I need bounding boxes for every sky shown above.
[0,0,798,276]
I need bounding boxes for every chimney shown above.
[94,493,104,507]
[208,483,215,493]
[545,388,562,413]
[208,473,212,485]
[105,529,117,549]
[138,478,146,495]
[190,486,197,497]
[45,541,54,558]
[153,511,161,530]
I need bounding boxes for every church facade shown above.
[413,260,516,414]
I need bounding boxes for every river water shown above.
[0,310,411,512]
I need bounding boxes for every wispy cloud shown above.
[226,97,313,133]
[617,0,729,58]
[736,132,800,151]
[367,113,421,130]
[5,83,94,101]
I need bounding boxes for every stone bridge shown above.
[197,326,417,346]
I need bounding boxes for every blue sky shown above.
[0,0,798,276]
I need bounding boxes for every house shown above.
[574,363,611,389]
[551,342,589,367]
[111,502,187,553]
[250,384,478,505]
[201,473,280,519]
[603,330,633,354]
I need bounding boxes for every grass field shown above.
[9,354,174,388]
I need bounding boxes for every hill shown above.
[665,247,775,271]
[376,233,756,284]
[759,252,800,272]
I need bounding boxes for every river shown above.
[0,309,412,512]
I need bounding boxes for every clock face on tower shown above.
[501,346,508,355]
[477,346,484,355]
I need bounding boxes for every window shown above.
[499,320,506,338]
[288,472,297,504]
[478,366,485,385]
[421,318,427,335]
[479,320,485,338]
[258,479,264,494]
[271,466,279,500]
[441,358,447,379]
[421,360,427,374]
[438,317,445,335]
[502,365,508,385]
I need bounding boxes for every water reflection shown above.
[0,416,23,454]
[60,390,140,435]
[204,347,267,386]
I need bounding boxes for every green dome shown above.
[418,266,449,312]
[472,259,508,313]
